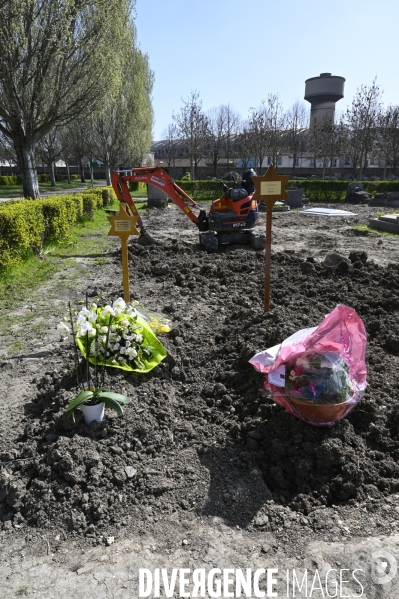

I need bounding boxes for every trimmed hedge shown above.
[175,180,226,201]
[174,179,399,203]
[128,181,147,193]
[287,180,399,202]
[0,187,116,272]
[286,180,349,202]
[0,175,22,185]
[363,180,399,194]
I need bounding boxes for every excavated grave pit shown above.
[1,204,399,548]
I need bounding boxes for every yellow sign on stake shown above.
[115,220,132,232]
[260,181,282,196]
[107,204,139,302]
[252,165,290,313]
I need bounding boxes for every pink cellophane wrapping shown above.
[249,304,367,426]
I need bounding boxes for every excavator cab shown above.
[110,167,265,253]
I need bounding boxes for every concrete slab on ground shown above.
[369,215,399,234]
[300,208,357,216]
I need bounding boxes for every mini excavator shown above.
[110,167,265,252]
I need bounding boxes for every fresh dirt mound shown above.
[1,237,399,542]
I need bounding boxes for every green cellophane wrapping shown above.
[76,314,167,373]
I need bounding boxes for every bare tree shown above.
[344,79,383,178]
[37,130,63,186]
[161,123,179,176]
[58,127,75,184]
[62,118,92,183]
[375,105,399,179]
[247,94,287,171]
[221,105,241,170]
[286,101,308,176]
[235,120,253,171]
[0,0,134,198]
[247,101,269,171]
[266,94,287,169]
[308,115,347,178]
[173,91,210,179]
[205,106,226,177]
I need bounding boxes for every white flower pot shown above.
[81,402,105,426]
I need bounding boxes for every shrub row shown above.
[174,180,227,201]
[286,180,349,202]
[363,180,399,194]
[128,181,147,193]
[2,173,84,185]
[175,179,349,202]
[38,173,82,183]
[0,188,116,272]
[174,179,399,203]
[0,175,22,185]
[175,179,350,202]
[288,180,399,202]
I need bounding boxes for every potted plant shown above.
[58,296,141,425]
[65,387,132,425]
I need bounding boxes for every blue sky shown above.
[135,0,399,141]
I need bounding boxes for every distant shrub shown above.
[0,175,21,185]
[128,181,147,193]
[0,187,115,272]
[175,180,223,201]
[285,179,399,201]
[364,180,399,195]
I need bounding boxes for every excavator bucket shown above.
[137,230,158,246]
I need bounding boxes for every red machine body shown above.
[110,167,262,251]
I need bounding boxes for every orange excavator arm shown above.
[110,167,208,232]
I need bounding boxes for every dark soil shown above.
[1,203,399,550]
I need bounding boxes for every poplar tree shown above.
[90,27,154,185]
[0,0,133,198]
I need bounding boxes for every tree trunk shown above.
[358,151,364,179]
[190,156,194,181]
[66,160,71,184]
[49,162,56,186]
[14,144,40,198]
[79,158,86,183]
[105,162,111,186]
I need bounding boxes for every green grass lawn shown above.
[0,205,118,309]
[0,204,125,358]
[0,179,107,199]
[351,224,399,237]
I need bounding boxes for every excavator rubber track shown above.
[199,232,218,253]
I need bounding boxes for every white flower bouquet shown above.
[58,297,167,373]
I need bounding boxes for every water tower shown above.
[304,73,345,129]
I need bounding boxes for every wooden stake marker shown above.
[251,165,290,312]
[107,204,139,302]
